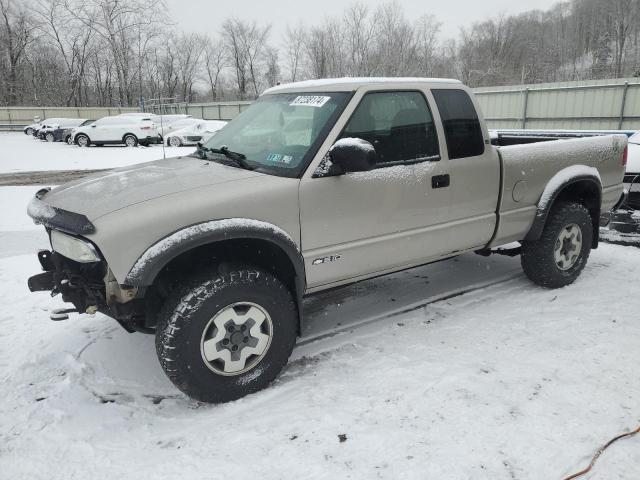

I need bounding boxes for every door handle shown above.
[432,174,450,189]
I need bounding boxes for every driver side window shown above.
[340,91,440,166]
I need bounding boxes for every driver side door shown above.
[299,89,453,290]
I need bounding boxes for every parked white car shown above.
[155,117,201,139]
[24,121,42,136]
[72,116,160,147]
[166,120,227,146]
[119,113,193,139]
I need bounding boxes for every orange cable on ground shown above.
[562,425,640,480]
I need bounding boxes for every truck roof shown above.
[263,77,463,95]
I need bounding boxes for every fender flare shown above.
[124,218,306,305]
[524,166,602,243]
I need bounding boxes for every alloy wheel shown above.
[200,302,273,376]
[554,223,582,270]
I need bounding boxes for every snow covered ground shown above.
[0,186,639,479]
[0,132,195,173]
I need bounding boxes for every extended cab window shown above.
[340,91,439,165]
[432,89,485,159]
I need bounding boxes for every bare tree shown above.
[414,14,442,76]
[202,34,226,101]
[33,0,94,105]
[7,0,640,106]
[283,24,305,82]
[264,46,279,87]
[0,0,38,104]
[239,20,271,97]
[222,18,271,99]
[222,18,249,99]
[372,2,418,76]
[343,3,378,76]
[610,0,639,76]
[66,0,168,106]
[175,32,202,102]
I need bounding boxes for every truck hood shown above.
[41,156,262,220]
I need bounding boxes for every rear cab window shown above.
[339,90,440,166]
[431,89,485,159]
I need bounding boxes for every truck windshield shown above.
[197,92,351,177]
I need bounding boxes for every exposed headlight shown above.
[50,230,100,263]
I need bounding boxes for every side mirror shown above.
[328,138,377,174]
[91,124,96,128]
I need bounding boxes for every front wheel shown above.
[155,267,298,403]
[45,133,55,142]
[168,136,182,147]
[75,134,90,147]
[521,202,592,288]
[25,128,34,136]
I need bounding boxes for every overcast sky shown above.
[164,0,560,40]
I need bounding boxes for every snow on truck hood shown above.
[40,156,262,220]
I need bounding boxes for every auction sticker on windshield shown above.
[290,96,331,108]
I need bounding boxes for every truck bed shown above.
[490,134,627,247]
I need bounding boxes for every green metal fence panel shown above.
[0,106,137,126]
[474,77,640,131]
[4,80,640,132]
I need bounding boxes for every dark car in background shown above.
[30,118,68,138]
[38,119,93,142]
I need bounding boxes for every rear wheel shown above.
[123,134,138,147]
[75,134,90,147]
[521,202,592,288]
[155,267,298,403]
[65,135,73,145]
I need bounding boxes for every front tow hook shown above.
[49,305,98,321]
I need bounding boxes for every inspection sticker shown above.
[266,153,294,164]
[290,95,331,108]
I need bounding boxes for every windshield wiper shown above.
[197,144,254,170]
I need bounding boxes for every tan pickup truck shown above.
[27,78,627,403]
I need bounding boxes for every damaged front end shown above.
[28,249,107,318]
[26,189,149,333]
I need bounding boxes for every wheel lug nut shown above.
[241,325,247,331]
[227,326,234,332]
[222,339,229,345]
[232,345,239,351]
[243,337,249,343]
